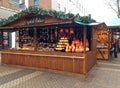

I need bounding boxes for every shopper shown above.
[113,39,118,58]
[110,45,114,56]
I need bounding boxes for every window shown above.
[34,0,39,6]
[9,0,20,4]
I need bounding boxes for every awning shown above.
[75,21,107,30]
[75,21,105,26]
[106,18,120,28]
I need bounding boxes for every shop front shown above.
[107,18,120,59]
[0,7,104,75]
[96,28,112,60]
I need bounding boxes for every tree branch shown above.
[108,0,118,15]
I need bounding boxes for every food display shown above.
[37,43,55,51]
[55,37,69,51]
[19,27,90,52]
[19,29,34,50]
[96,30,109,48]
[97,30,108,42]
[65,39,89,52]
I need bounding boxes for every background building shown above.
[57,0,89,16]
[0,0,89,16]
[0,7,16,19]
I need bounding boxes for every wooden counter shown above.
[1,49,87,74]
[1,49,96,75]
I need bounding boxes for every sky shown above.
[83,0,117,22]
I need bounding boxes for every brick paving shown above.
[0,63,119,88]
[1,52,120,88]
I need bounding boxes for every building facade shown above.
[57,0,89,16]
[0,0,89,16]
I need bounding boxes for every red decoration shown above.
[70,28,74,34]
[79,41,83,46]
[55,31,57,35]
[97,31,100,35]
[60,29,64,33]
[3,40,8,45]
[65,29,69,33]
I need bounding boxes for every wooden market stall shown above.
[0,7,105,75]
[96,26,112,60]
[107,18,120,58]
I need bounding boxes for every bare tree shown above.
[106,0,120,17]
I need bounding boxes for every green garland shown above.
[0,6,96,26]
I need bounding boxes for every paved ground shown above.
[0,62,120,88]
[0,52,120,88]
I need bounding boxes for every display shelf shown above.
[19,29,33,49]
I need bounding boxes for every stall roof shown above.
[106,18,120,28]
[0,21,73,31]
[75,21,107,30]
[0,21,107,32]
[75,21,105,26]
[0,6,96,27]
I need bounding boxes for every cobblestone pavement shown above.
[0,62,120,88]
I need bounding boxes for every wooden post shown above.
[83,26,86,54]
[92,27,97,63]
[83,25,87,74]
[92,27,97,51]
[108,28,111,60]
[33,27,38,51]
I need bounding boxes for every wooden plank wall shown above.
[86,51,97,73]
[2,53,84,74]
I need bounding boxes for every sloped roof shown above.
[75,21,105,26]
[0,6,96,27]
[106,18,120,28]
[75,21,107,30]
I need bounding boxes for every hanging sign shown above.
[25,16,44,25]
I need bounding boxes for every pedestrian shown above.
[110,45,114,56]
[113,39,118,58]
